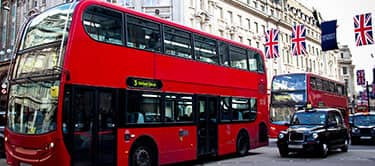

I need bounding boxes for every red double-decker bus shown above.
[269,73,348,138]
[355,103,369,113]
[5,0,269,165]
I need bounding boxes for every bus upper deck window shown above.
[83,6,124,45]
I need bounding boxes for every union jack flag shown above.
[354,13,374,46]
[291,24,307,56]
[265,29,279,59]
[357,70,366,85]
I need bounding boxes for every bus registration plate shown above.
[20,163,31,166]
[288,144,303,149]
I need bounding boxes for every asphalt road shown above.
[1,139,375,166]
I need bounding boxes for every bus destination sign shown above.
[126,77,162,89]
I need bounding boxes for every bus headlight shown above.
[278,133,285,139]
[312,133,318,139]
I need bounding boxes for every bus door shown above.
[197,96,218,157]
[63,87,117,166]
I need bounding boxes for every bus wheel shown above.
[236,134,249,156]
[131,144,155,166]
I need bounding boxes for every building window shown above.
[261,5,265,12]
[256,42,259,48]
[1,8,9,49]
[227,11,233,24]
[218,6,223,19]
[343,67,348,75]
[253,1,258,8]
[219,30,224,37]
[296,56,299,68]
[34,1,38,7]
[341,53,344,58]
[239,36,243,43]
[248,39,251,46]
[254,22,258,33]
[238,15,242,26]
[261,25,265,34]
[246,18,251,30]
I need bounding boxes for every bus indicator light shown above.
[50,86,59,98]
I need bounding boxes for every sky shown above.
[297,0,375,92]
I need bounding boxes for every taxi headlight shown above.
[352,127,359,133]
[312,133,318,139]
[278,133,285,139]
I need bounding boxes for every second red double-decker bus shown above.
[269,73,348,138]
[5,0,269,165]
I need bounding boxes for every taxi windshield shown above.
[353,115,375,126]
[291,111,326,125]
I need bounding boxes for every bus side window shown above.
[220,97,231,121]
[126,15,161,52]
[83,6,123,45]
[164,26,193,59]
[248,50,264,72]
[229,46,248,70]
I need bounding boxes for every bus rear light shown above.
[4,136,7,142]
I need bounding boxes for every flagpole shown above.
[366,81,371,111]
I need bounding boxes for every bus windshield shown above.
[272,74,306,91]
[7,81,59,134]
[7,2,76,135]
[14,2,77,79]
[20,2,76,50]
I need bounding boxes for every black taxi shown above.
[350,112,375,144]
[277,108,349,157]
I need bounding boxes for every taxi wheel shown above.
[319,143,328,158]
[279,147,289,157]
[341,139,349,152]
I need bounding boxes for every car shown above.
[277,108,349,158]
[350,112,375,144]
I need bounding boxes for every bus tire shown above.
[236,132,249,156]
[130,141,157,166]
